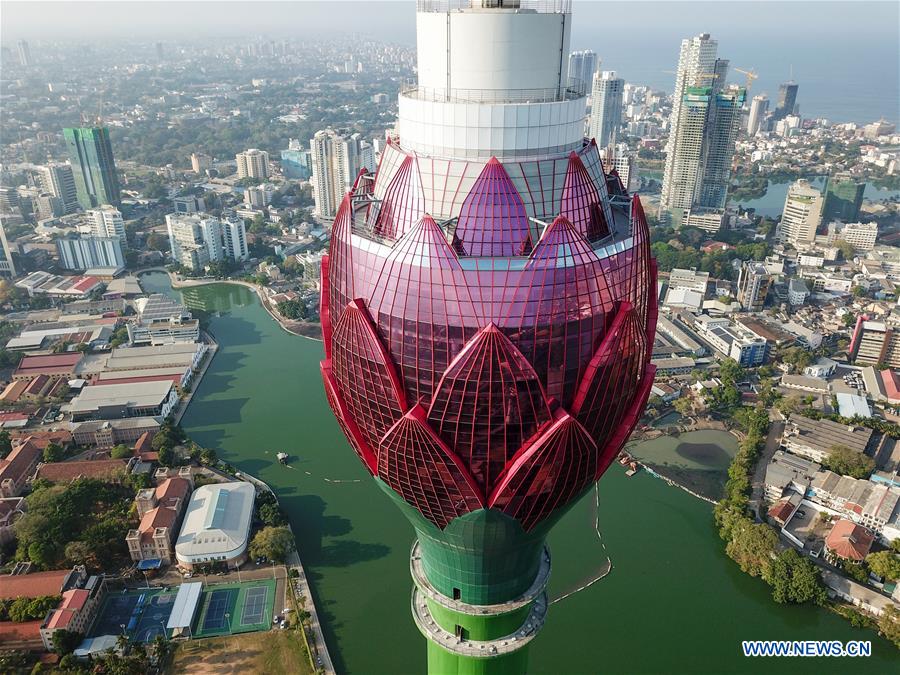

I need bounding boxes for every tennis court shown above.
[240,586,268,627]
[201,589,238,631]
[192,579,277,638]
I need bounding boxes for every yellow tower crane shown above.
[733,67,758,92]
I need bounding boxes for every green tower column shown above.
[377,480,554,675]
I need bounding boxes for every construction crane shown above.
[733,67,758,91]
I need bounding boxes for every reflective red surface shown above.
[321,145,657,531]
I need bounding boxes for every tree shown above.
[834,240,855,261]
[878,604,900,649]
[146,233,169,252]
[866,551,900,581]
[822,445,875,479]
[157,445,174,467]
[249,526,295,563]
[110,444,132,459]
[64,541,92,566]
[258,502,286,527]
[42,442,64,463]
[52,629,83,655]
[775,395,802,417]
[199,446,217,466]
[0,429,11,459]
[673,397,693,416]
[765,548,826,605]
[725,519,777,578]
[718,358,744,385]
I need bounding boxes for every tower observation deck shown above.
[320,2,657,673]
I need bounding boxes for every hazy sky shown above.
[2,1,897,122]
[2,0,897,44]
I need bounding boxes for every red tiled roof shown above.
[133,431,154,455]
[10,430,72,450]
[882,369,900,402]
[45,590,90,631]
[0,570,68,599]
[155,477,190,508]
[767,500,796,524]
[0,441,42,485]
[0,411,30,422]
[0,381,28,402]
[825,519,874,561]
[138,506,176,542]
[72,276,101,292]
[23,375,50,395]
[35,458,127,483]
[13,353,82,377]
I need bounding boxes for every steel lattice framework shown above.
[320,139,657,534]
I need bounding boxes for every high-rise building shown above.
[56,236,125,272]
[309,129,364,219]
[166,213,221,271]
[737,260,772,312]
[155,42,164,60]
[567,49,597,90]
[320,2,656,672]
[221,211,249,262]
[849,316,900,368]
[16,40,31,67]
[773,81,799,120]
[659,34,745,225]
[86,205,126,240]
[235,149,269,180]
[166,212,246,270]
[777,179,824,247]
[588,70,625,148]
[746,94,768,136]
[36,163,79,214]
[0,221,17,277]
[63,126,121,209]
[822,172,865,224]
[280,140,313,180]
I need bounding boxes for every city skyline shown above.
[3,2,896,125]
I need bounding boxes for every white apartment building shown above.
[36,163,78,213]
[777,179,824,247]
[87,205,126,239]
[588,70,624,148]
[166,213,222,271]
[310,129,362,219]
[235,149,269,180]
[827,221,878,253]
[221,212,249,262]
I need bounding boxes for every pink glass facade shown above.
[321,142,657,533]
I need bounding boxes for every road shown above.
[749,416,785,520]
[287,547,336,675]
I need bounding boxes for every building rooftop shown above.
[175,482,255,562]
[785,415,873,456]
[0,569,69,599]
[765,450,821,492]
[64,380,175,415]
[35,459,128,483]
[836,392,873,419]
[13,353,83,378]
[780,374,829,392]
[825,519,874,561]
[72,417,161,433]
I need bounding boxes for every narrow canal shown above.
[141,273,897,674]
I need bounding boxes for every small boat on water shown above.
[276,452,289,465]
[625,461,640,477]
